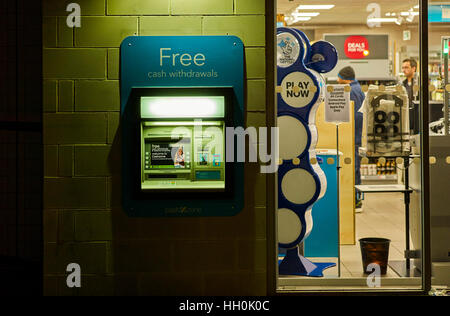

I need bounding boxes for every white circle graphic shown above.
[278,116,308,159]
[277,32,300,68]
[280,72,316,108]
[277,208,302,245]
[281,168,317,204]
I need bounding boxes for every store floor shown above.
[306,192,407,278]
[279,192,422,289]
[340,192,407,278]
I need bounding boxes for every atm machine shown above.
[137,88,231,193]
[119,36,244,217]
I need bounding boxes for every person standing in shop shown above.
[337,66,366,209]
[401,58,420,134]
[402,58,419,104]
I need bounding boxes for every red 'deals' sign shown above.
[344,35,369,59]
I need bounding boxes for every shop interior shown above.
[276,0,450,290]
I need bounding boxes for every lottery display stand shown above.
[277,27,338,276]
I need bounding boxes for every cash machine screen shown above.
[140,95,226,191]
[147,139,191,169]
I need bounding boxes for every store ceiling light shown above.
[293,12,320,17]
[367,18,398,23]
[395,16,404,25]
[293,17,312,22]
[400,11,419,16]
[296,5,335,10]
[406,14,415,23]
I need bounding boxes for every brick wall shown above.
[43,0,269,295]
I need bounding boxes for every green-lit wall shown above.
[43,0,271,295]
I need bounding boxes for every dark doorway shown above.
[0,0,43,295]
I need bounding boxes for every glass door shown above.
[275,0,430,293]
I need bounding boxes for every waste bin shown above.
[359,238,391,275]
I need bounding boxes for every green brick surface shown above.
[254,207,266,239]
[43,49,106,79]
[238,239,266,271]
[78,276,114,296]
[75,17,138,47]
[106,175,121,209]
[43,80,57,112]
[58,210,75,241]
[173,241,236,272]
[43,17,57,47]
[107,112,120,144]
[75,211,112,241]
[247,80,266,111]
[44,113,107,144]
[58,17,73,47]
[140,16,202,36]
[75,80,120,111]
[138,273,203,296]
[43,0,269,296]
[74,145,112,176]
[43,0,105,16]
[107,49,119,79]
[246,111,266,128]
[245,48,265,79]
[204,272,266,295]
[58,145,73,176]
[235,0,265,14]
[107,0,169,15]
[115,240,171,273]
[44,243,58,274]
[55,242,110,274]
[203,16,265,46]
[171,0,233,15]
[44,178,108,209]
[59,80,74,112]
[252,172,267,207]
[113,274,138,296]
[43,211,57,243]
[44,145,58,176]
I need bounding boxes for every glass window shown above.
[428,0,450,292]
[276,0,429,292]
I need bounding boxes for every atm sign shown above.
[344,36,369,59]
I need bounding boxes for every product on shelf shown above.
[361,159,397,177]
[361,85,410,157]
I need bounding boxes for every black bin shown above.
[359,238,391,275]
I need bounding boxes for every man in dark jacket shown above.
[402,58,419,134]
[337,66,366,208]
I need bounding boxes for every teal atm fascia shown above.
[122,86,243,217]
[120,35,245,217]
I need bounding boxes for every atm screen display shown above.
[146,139,191,169]
[150,144,173,166]
[141,122,225,191]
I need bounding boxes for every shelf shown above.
[361,175,398,180]
[355,184,412,193]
